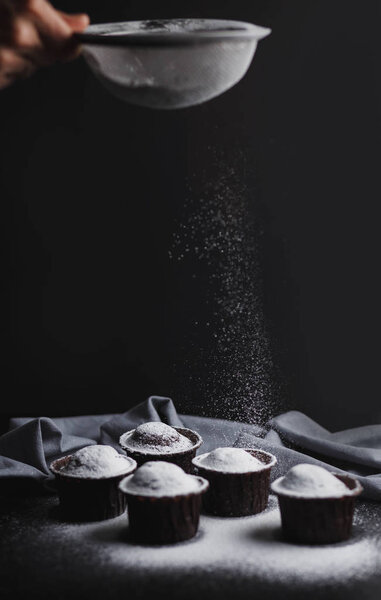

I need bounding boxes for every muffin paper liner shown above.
[274,473,363,544]
[50,456,136,522]
[193,449,277,517]
[121,476,209,544]
[119,426,203,473]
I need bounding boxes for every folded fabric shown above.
[1,397,381,500]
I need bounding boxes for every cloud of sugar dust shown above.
[168,150,286,425]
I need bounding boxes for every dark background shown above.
[0,0,380,433]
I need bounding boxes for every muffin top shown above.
[120,422,194,455]
[59,445,135,479]
[271,464,352,498]
[195,447,265,473]
[120,461,203,497]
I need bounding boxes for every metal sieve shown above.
[76,19,271,109]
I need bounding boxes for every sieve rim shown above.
[75,19,271,47]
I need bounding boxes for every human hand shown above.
[0,0,89,89]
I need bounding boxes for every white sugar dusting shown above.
[120,461,202,497]
[169,153,285,425]
[196,447,264,473]
[272,464,352,498]
[42,496,381,595]
[121,422,193,455]
[60,445,134,479]
[6,496,380,597]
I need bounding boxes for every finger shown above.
[11,13,83,66]
[0,0,68,49]
[54,11,90,62]
[12,16,42,49]
[58,12,90,33]
[0,1,89,70]
[27,0,72,44]
[28,1,88,62]
[2,16,53,67]
[15,16,59,66]
[0,47,35,82]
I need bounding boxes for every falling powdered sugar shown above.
[196,447,264,473]
[169,151,285,425]
[59,445,133,479]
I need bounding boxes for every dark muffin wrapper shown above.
[50,455,137,522]
[119,426,203,473]
[273,473,363,545]
[192,449,277,517]
[120,475,209,545]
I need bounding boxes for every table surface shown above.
[1,493,381,600]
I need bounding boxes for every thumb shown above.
[58,12,90,32]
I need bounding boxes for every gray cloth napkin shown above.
[1,396,381,500]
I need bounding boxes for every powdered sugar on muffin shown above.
[120,422,193,454]
[272,464,352,498]
[60,445,133,479]
[196,447,264,473]
[120,461,202,497]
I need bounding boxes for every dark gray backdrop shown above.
[1,0,380,432]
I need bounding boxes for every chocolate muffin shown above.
[119,460,209,544]
[119,422,202,472]
[192,447,277,517]
[50,445,137,521]
[271,463,363,544]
